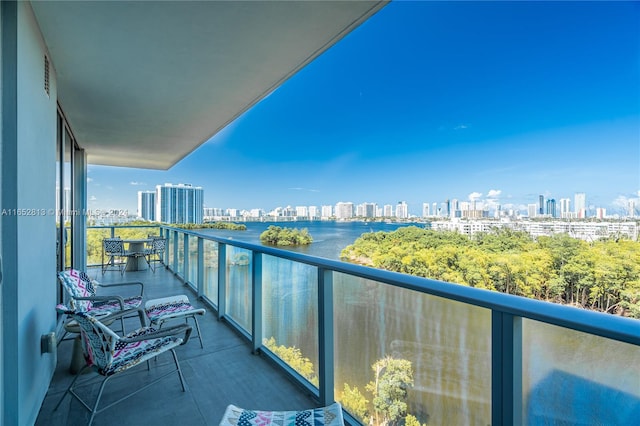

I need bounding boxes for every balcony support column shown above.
[492,311,522,426]
[172,230,178,272]
[318,268,335,405]
[251,252,263,354]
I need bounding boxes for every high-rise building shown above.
[295,206,308,218]
[155,183,203,224]
[546,198,557,218]
[396,201,408,219]
[137,191,156,221]
[575,192,587,218]
[335,202,354,219]
[560,198,571,218]
[321,205,333,218]
[308,206,320,219]
[422,203,430,218]
[528,204,538,218]
[629,200,636,218]
[383,204,394,217]
[539,195,545,215]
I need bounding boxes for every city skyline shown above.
[86,1,640,217]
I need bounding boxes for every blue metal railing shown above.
[91,224,640,425]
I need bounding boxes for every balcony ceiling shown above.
[31,1,387,169]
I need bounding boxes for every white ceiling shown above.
[31,0,387,169]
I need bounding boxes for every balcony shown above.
[39,225,640,425]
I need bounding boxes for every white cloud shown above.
[87,177,94,183]
[486,189,502,198]
[468,192,482,200]
[89,196,97,201]
[288,187,319,193]
[454,124,469,130]
[130,181,146,186]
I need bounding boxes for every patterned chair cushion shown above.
[58,269,98,311]
[219,403,344,426]
[145,294,205,323]
[58,269,142,313]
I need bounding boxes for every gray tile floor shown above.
[36,267,318,426]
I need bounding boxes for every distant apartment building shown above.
[137,190,156,221]
[546,198,557,218]
[560,198,571,218]
[431,218,638,241]
[422,203,430,217]
[383,204,394,217]
[321,205,333,218]
[396,201,408,219]
[335,202,354,219]
[156,183,203,224]
[357,202,376,218]
[527,204,538,218]
[295,206,309,218]
[575,192,587,218]
[308,206,320,219]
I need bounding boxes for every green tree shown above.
[365,356,414,426]
[263,337,318,386]
[341,383,369,423]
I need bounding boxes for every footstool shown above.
[144,294,205,348]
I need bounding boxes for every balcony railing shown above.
[88,225,640,425]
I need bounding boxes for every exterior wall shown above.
[2,2,58,424]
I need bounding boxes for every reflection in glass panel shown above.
[262,255,319,387]
[188,236,198,289]
[176,233,186,277]
[203,240,219,306]
[225,246,252,332]
[333,273,491,425]
[522,319,640,425]
[63,128,73,269]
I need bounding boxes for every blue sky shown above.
[88,1,640,216]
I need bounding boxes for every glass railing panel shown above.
[333,272,492,425]
[225,246,252,332]
[262,254,319,388]
[187,235,198,289]
[203,240,219,306]
[86,227,112,266]
[521,319,640,425]
[176,233,185,277]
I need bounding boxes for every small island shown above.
[260,225,313,246]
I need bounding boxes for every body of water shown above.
[198,220,421,259]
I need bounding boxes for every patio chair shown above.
[101,237,126,275]
[219,402,344,426]
[54,304,192,426]
[145,236,167,272]
[58,269,144,335]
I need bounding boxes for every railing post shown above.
[172,230,178,272]
[318,267,335,405]
[492,311,521,426]
[217,243,226,320]
[197,237,204,297]
[183,233,189,281]
[251,252,263,354]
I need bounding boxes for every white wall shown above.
[1,2,58,424]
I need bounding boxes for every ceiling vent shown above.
[44,55,50,97]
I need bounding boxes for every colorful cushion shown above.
[145,294,205,323]
[58,269,97,311]
[219,403,344,426]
